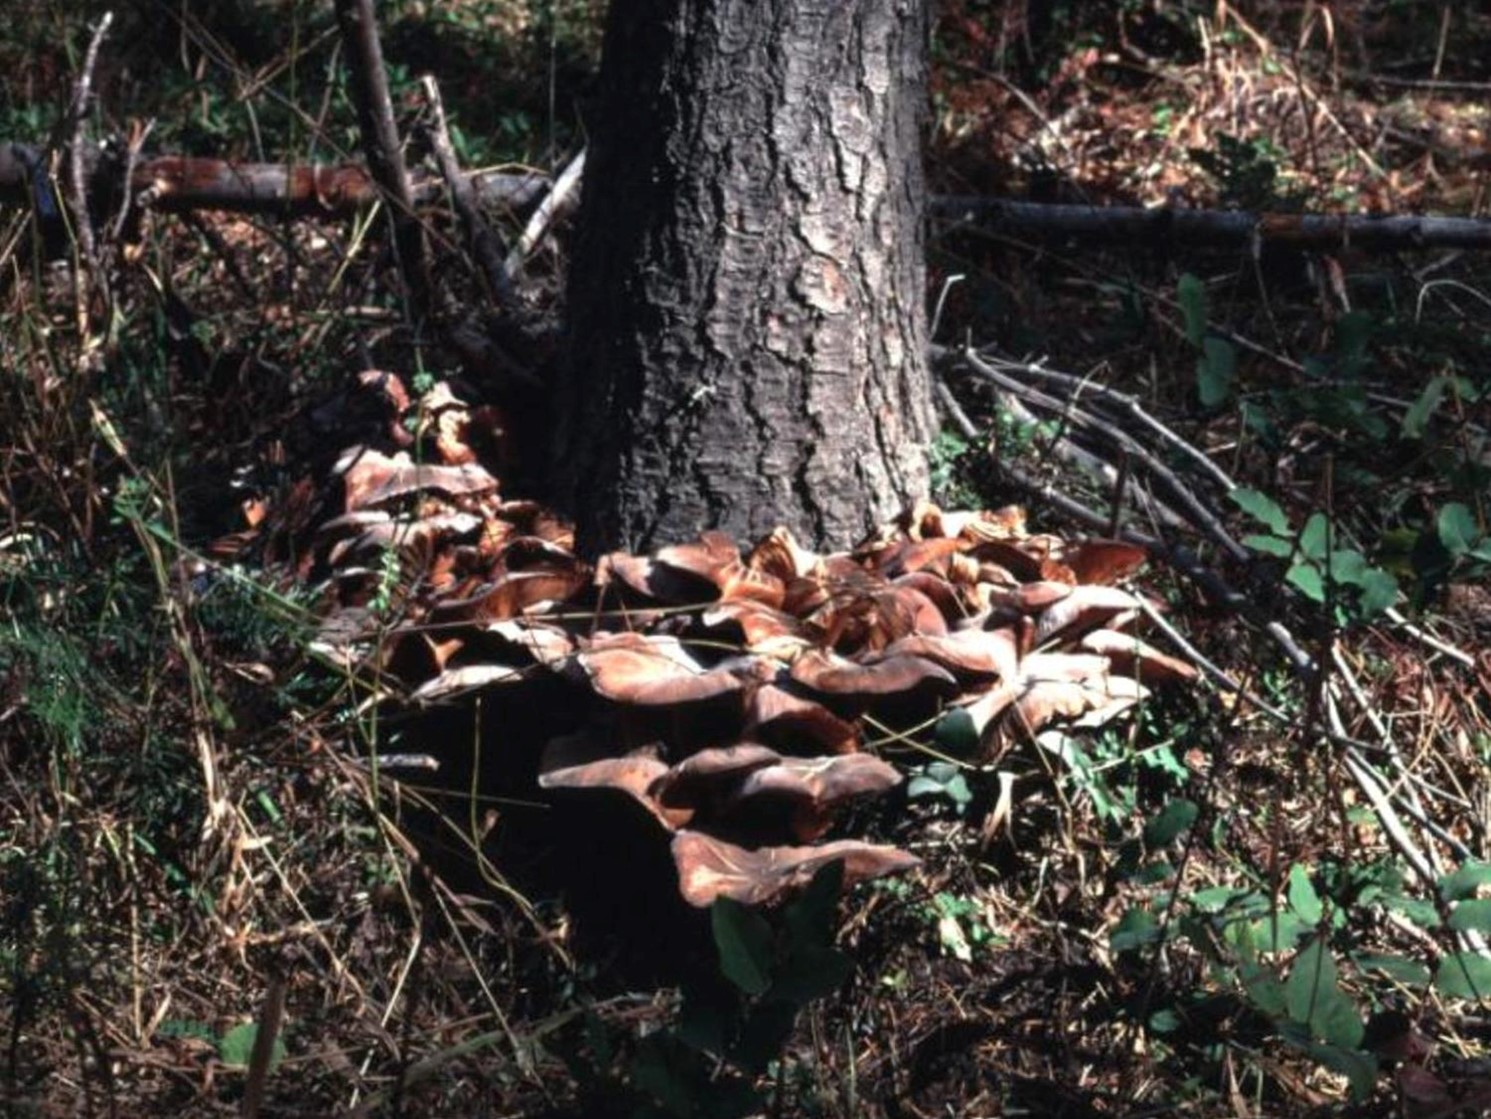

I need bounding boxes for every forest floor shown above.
[2,2,1490,1116]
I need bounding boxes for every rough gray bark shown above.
[557,0,935,555]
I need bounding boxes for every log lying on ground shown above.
[5,141,1487,253]
[931,196,1491,251]
[0,143,549,219]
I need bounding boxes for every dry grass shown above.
[3,2,1490,1116]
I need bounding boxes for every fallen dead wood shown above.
[0,143,549,219]
[6,142,1488,255]
[931,196,1491,251]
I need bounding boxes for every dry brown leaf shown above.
[655,531,739,584]
[357,369,410,413]
[598,551,717,604]
[969,539,1045,581]
[869,536,965,578]
[671,831,921,907]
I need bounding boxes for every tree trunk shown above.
[557,0,934,555]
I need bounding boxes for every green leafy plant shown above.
[1177,273,1238,409]
[1189,133,1304,212]
[1229,488,1398,621]
[620,862,855,1118]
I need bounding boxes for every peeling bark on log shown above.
[0,144,548,219]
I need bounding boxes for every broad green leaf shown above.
[712,898,774,996]
[1354,953,1431,987]
[631,1033,704,1114]
[1286,562,1325,602]
[1402,376,1447,439]
[1230,488,1291,535]
[1326,549,1369,584]
[1250,911,1311,953]
[1148,1009,1181,1033]
[1198,337,1237,408]
[1177,273,1207,346]
[1308,1042,1378,1102]
[218,1022,284,1072]
[1384,894,1440,929]
[1189,885,1265,914]
[1286,939,1337,1025]
[907,762,972,809]
[1298,514,1330,561]
[1244,533,1295,557]
[1240,961,1287,1016]
[1110,906,1160,953]
[1439,861,1491,901]
[783,860,844,946]
[1438,502,1480,559]
[933,707,980,756]
[1144,798,1199,847]
[1288,865,1323,925]
[1313,987,1365,1049]
[1449,898,1491,933]
[1355,569,1398,617]
[1136,859,1176,885]
[677,985,735,1054]
[1435,951,1491,1000]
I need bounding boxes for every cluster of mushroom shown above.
[298,375,1196,907]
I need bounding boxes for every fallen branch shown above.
[0,145,548,219]
[931,197,1491,251]
[9,143,1489,255]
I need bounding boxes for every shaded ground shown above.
[3,2,1490,1116]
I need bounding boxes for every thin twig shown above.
[419,75,517,310]
[949,345,1251,561]
[68,11,113,342]
[503,147,584,284]
[108,117,153,244]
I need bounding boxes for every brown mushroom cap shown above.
[789,649,957,700]
[671,830,921,907]
[1078,629,1198,683]
[575,634,769,706]
[339,447,499,511]
[1035,585,1142,644]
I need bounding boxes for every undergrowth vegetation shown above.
[3,1,1491,1116]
